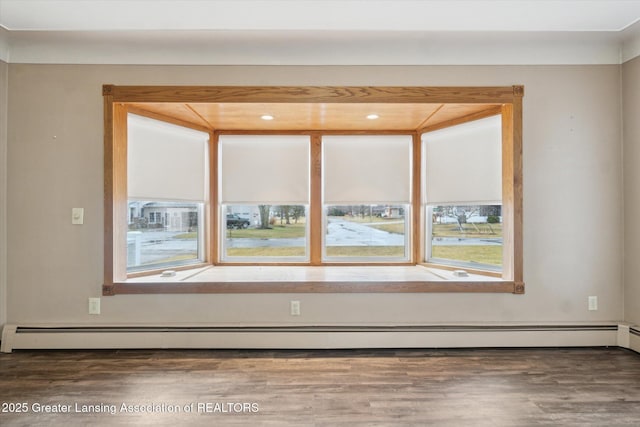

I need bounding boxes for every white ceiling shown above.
[2,0,639,32]
[1,0,639,65]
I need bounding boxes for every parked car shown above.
[226,214,250,229]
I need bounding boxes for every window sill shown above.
[104,266,524,295]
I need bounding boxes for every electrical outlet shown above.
[88,297,101,315]
[290,300,301,316]
[588,296,598,311]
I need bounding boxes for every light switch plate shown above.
[72,208,84,225]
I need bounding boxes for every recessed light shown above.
[366,114,379,120]
[261,114,274,121]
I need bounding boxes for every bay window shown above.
[103,85,524,294]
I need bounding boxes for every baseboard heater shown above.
[1,324,621,353]
[630,326,640,354]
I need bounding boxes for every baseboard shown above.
[630,326,640,353]
[0,324,621,353]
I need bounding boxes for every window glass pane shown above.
[423,115,501,205]
[219,135,309,204]
[223,205,308,260]
[429,204,502,270]
[323,135,412,204]
[127,201,203,272]
[324,205,408,260]
[128,113,208,202]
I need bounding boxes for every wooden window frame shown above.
[103,85,524,295]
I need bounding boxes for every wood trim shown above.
[501,104,515,281]
[108,86,518,104]
[420,262,502,279]
[513,85,525,97]
[210,131,219,264]
[512,92,524,284]
[111,280,516,294]
[416,104,444,130]
[186,104,215,130]
[126,263,210,279]
[418,105,503,134]
[217,262,415,267]
[125,105,211,133]
[103,93,115,295]
[412,133,421,264]
[216,129,414,135]
[310,135,322,265]
[113,104,129,283]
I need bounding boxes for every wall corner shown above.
[622,21,640,64]
[0,58,8,330]
[617,324,630,348]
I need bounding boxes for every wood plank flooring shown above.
[1,347,640,426]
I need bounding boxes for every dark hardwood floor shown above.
[1,347,640,426]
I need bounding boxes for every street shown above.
[129,218,501,267]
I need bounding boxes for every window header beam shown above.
[103,85,523,105]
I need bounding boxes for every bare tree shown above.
[438,206,479,232]
[258,205,271,229]
[279,205,292,225]
[291,205,305,224]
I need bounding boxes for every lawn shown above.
[332,215,406,235]
[226,222,306,239]
[336,215,393,224]
[431,245,502,266]
[368,222,405,234]
[325,246,405,257]
[174,232,197,239]
[432,222,502,238]
[176,218,407,240]
[226,247,306,257]
[140,253,198,266]
[226,246,406,258]
[153,245,499,264]
[172,219,501,264]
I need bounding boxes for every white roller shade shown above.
[219,135,310,204]
[127,114,209,202]
[323,135,412,204]
[423,115,502,205]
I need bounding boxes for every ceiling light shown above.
[261,114,274,121]
[366,114,379,120]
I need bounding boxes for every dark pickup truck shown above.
[226,214,250,229]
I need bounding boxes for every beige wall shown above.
[0,59,6,327]
[5,64,623,328]
[623,56,640,325]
